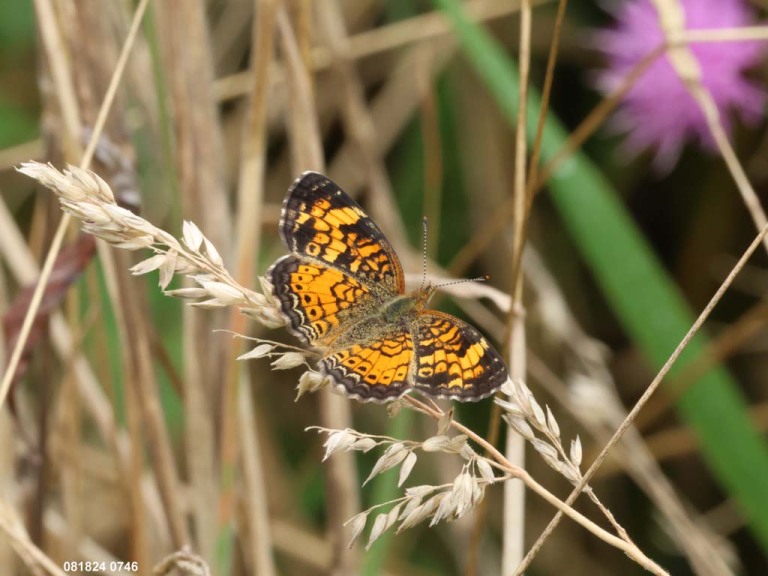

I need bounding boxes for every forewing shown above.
[412,312,507,401]
[279,172,404,293]
[319,326,415,402]
[268,255,373,347]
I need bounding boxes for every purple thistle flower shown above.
[594,0,768,171]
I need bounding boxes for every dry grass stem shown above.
[524,0,568,200]
[651,0,768,254]
[317,0,409,251]
[0,207,67,406]
[237,377,278,576]
[213,0,534,102]
[278,6,361,573]
[529,355,737,574]
[399,396,668,575]
[151,0,233,558]
[0,194,133,528]
[682,25,768,43]
[306,383,662,570]
[518,222,768,572]
[327,40,455,211]
[0,502,67,576]
[450,43,664,278]
[499,379,634,544]
[224,0,281,572]
[636,297,768,431]
[1,0,149,417]
[521,246,737,573]
[16,162,282,324]
[502,0,532,570]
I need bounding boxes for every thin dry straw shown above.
[448,44,665,277]
[510,0,648,556]
[527,352,735,575]
[404,396,668,575]
[516,222,768,574]
[0,194,123,462]
[0,0,150,415]
[155,0,232,562]
[637,297,768,430]
[469,0,569,566]
[277,5,361,572]
[214,0,524,102]
[227,0,279,572]
[317,0,410,251]
[502,0,533,570]
[0,503,67,576]
[682,26,768,42]
[650,0,768,255]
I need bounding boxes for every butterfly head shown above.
[413,283,437,310]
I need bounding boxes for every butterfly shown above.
[267,172,508,401]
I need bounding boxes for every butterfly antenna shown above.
[434,275,489,290]
[420,216,429,292]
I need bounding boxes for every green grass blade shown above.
[435,0,768,550]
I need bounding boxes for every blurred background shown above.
[1,0,768,574]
